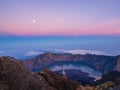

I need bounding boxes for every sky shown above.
[0,0,120,59]
[0,0,120,36]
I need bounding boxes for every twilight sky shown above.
[0,0,120,59]
[0,0,120,36]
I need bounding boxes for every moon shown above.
[33,19,36,23]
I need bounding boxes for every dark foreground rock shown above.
[0,56,81,90]
[37,68,80,90]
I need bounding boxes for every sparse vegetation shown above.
[95,81,115,90]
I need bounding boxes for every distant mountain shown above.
[23,52,120,74]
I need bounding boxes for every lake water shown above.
[44,61,102,78]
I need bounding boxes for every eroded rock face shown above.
[0,56,80,90]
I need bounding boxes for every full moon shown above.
[33,20,36,23]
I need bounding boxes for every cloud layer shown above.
[25,51,43,56]
[52,49,108,55]
[24,49,108,57]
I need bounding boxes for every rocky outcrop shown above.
[0,56,51,90]
[37,68,80,90]
[0,56,82,90]
[23,52,119,73]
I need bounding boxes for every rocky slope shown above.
[23,52,119,73]
[0,56,82,90]
[1,56,120,90]
[93,71,120,90]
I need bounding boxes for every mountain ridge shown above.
[22,52,120,74]
[1,55,120,90]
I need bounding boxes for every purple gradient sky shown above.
[0,0,120,58]
[0,0,120,36]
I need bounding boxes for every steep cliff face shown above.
[23,52,118,73]
[0,56,81,90]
